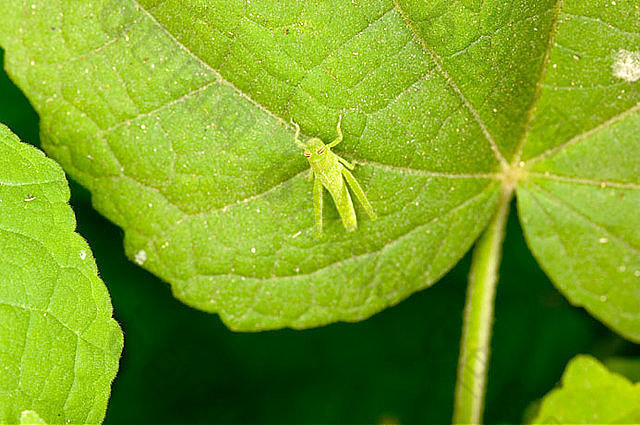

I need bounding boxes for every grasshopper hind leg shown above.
[313,176,324,235]
[341,167,377,221]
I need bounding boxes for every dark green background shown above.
[1,49,637,424]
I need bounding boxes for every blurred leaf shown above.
[0,125,122,424]
[529,355,640,424]
[19,411,46,425]
[605,356,640,382]
[0,0,637,333]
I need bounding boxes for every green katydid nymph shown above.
[292,115,377,235]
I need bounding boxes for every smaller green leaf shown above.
[529,355,640,424]
[0,124,123,424]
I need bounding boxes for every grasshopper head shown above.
[302,138,328,162]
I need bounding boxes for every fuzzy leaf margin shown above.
[0,124,122,424]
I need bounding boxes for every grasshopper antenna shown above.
[291,120,305,149]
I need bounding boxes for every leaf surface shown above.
[0,125,122,424]
[0,0,637,333]
[529,355,640,424]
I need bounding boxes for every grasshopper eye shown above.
[317,147,325,155]
[304,152,311,158]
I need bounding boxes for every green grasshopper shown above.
[292,116,377,235]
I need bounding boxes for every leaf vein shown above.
[563,12,640,38]
[512,0,565,164]
[530,181,640,255]
[529,173,640,190]
[98,80,219,134]
[0,301,107,352]
[525,187,640,320]
[390,0,508,167]
[526,103,640,165]
[187,180,497,281]
[130,0,291,129]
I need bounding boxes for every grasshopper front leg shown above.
[313,176,324,235]
[337,155,355,170]
[327,115,343,148]
[292,120,305,148]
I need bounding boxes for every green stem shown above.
[453,188,512,424]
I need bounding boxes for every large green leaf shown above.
[0,0,637,333]
[528,355,640,424]
[0,124,123,424]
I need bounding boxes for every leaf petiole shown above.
[453,187,513,424]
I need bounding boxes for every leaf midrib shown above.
[176,180,499,281]
[389,0,508,168]
[512,0,565,165]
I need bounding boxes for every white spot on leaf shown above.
[612,49,640,82]
[79,250,87,260]
[135,250,147,265]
